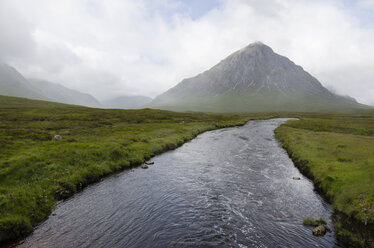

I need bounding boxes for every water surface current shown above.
[18,119,341,248]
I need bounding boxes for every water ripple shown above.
[18,119,341,248]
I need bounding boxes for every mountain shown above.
[103,95,152,109]
[149,42,369,112]
[29,79,101,108]
[341,95,357,103]
[0,63,101,108]
[0,63,49,101]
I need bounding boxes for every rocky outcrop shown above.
[312,225,331,236]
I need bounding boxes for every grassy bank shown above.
[275,114,374,247]
[0,95,281,244]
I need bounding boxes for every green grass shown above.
[283,114,374,136]
[0,95,282,244]
[275,113,374,247]
[303,218,327,226]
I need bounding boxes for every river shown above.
[17,119,341,248]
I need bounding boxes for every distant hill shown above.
[0,63,101,108]
[149,42,370,112]
[29,79,101,108]
[0,63,49,101]
[103,95,152,109]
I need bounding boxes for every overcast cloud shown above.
[1,0,374,105]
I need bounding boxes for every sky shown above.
[0,0,374,105]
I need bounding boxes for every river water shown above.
[17,119,341,248]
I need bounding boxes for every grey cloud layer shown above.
[0,0,373,104]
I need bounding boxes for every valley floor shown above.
[0,95,373,247]
[275,114,374,247]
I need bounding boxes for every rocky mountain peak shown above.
[149,42,365,112]
[241,41,274,54]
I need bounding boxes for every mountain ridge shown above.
[0,62,154,109]
[29,79,101,108]
[149,42,369,112]
[0,63,49,101]
[0,63,101,108]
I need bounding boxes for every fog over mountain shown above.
[0,63,48,101]
[0,62,154,109]
[29,79,101,108]
[102,95,152,109]
[0,63,100,107]
[150,43,369,112]
[1,42,370,113]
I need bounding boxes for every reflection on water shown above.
[18,119,341,248]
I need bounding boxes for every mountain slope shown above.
[0,63,49,101]
[29,79,101,108]
[0,63,101,108]
[103,95,152,109]
[149,42,369,112]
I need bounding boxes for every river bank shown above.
[0,96,281,245]
[275,115,374,247]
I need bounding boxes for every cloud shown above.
[358,0,374,9]
[0,0,373,104]
[0,1,36,61]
